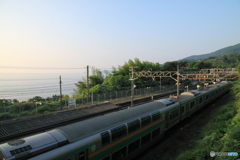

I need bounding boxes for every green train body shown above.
[0,81,231,160]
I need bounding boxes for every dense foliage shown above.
[73,53,240,97]
[73,58,164,97]
[205,53,240,68]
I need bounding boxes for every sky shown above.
[0,0,240,73]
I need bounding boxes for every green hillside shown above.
[205,53,240,68]
[181,43,240,62]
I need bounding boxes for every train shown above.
[0,81,232,160]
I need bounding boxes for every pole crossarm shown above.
[134,68,238,81]
[130,67,237,100]
[129,66,138,107]
[135,71,178,81]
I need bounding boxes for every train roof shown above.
[180,90,200,96]
[54,100,179,143]
[175,81,230,102]
[154,98,176,106]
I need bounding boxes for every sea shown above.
[0,73,85,102]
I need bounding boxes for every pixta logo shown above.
[210,151,215,157]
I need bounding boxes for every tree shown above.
[113,58,162,76]
[74,81,87,96]
[90,84,112,94]
[90,67,104,86]
[13,99,19,104]
[187,61,197,69]
[74,67,106,96]
[102,75,130,91]
[187,61,212,70]
[163,61,187,71]
[28,96,45,102]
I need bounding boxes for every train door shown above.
[180,104,184,121]
[77,149,88,160]
[165,112,169,129]
[185,103,190,117]
[186,104,189,115]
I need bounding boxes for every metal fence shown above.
[77,85,177,106]
[0,85,183,120]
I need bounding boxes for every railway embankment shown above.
[136,91,239,160]
[173,94,239,160]
[173,81,240,160]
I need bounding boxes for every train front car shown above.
[0,130,68,160]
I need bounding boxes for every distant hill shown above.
[205,53,240,68]
[181,43,240,62]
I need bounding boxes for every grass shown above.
[173,100,240,160]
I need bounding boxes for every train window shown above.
[78,152,85,160]
[177,109,179,117]
[151,111,161,122]
[111,125,127,142]
[141,133,151,145]
[206,95,209,100]
[128,139,140,154]
[141,115,151,127]
[102,156,110,160]
[199,97,203,104]
[190,101,195,109]
[127,119,140,134]
[101,131,110,146]
[170,109,179,120]
[181,105,184,113]
[152,128,160,139]
[112,147,127,160]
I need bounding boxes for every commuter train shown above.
[0,81,231,160]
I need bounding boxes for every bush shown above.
[174,101,238,160]
[0,112,19,120]
[37,105,50,114]
[19,111,31,116]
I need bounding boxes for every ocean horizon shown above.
[0,73,85,101]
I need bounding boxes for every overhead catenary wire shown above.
[0,81,79,89]
[0,66,112,70]
[0,88,75,96]
[0,84,77,92]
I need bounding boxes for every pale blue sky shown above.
[0,0,240,73]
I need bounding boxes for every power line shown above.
[0,88,75,97]
[0,81,79,88]
[0,66,113,70]
[0,78,82,81]
[0,66,86,69]
[0,83,76,92]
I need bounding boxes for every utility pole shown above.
[86,65,90,102]
[177,65,180,98]
[160,76,162,91]
[59,75,62,110]
[129,66,138,108]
